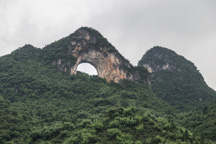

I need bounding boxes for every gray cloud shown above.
[0,0,215,90]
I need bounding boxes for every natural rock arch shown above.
[70,48,130,82]
[76,62,98,75]
[46,27,149,83]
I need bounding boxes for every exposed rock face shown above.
[143,63,171,73]
[138,47,177,73]
[45,27,149,83]
[70,51,131,83]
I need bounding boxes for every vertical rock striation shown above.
[43,27,149,84]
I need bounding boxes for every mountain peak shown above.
[42,27,149,83]
[76,26,103,36]
[145,46,177,57]
[138,46,196,73]
[138,46,216,111]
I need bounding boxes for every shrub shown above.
[107,128,121,138]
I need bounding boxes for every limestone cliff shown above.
[42,27,149,83]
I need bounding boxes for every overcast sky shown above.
[0,0,215,90]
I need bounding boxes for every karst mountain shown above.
[0,27,216,143]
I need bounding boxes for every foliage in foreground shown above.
[59,107,208,144]
[1,104,212,144]
[177,101,216,142]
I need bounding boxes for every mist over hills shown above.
[0,27,215,143]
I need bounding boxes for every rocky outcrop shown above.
[142,63,172,73]
[44,27,149,83]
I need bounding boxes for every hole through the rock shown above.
[76,63,98,75]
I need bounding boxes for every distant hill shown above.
[138,46,216,111]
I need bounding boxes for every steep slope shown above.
[41,27,149,83]
[138,46,216,111]
[0,44,172,117]
[1,28,216,143]
[0,35,175,143]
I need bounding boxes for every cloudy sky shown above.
[0,0,215,90]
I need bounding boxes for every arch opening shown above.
[76,63,98,76]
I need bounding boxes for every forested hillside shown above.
[0,44,181,143]
[138,46,216,111]
[1,29,216,143]
[177,101,216,141]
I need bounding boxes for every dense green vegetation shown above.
[177,101,216,141]
[137,46,216,143]
[138,46,216,111]
[1,30,216,143]
[0,96,32,144]
[25,108,208,144]
[0,45,178,143]
[0,98,209,143]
